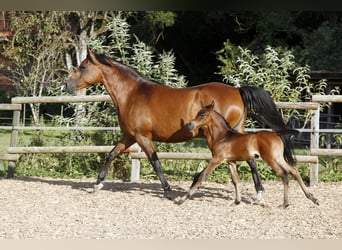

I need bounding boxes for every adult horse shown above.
[66,49,289,199]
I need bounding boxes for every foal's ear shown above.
[209,100,215,110]
[200,100,215,110]
[200,101,205,108]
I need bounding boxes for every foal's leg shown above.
[287,165,319,205]
[228,162,241,204]
[94,135,136,191]
[266,160,290,208]
[178,156,223,204]
[247,159,265,201]
[280,172,290,208]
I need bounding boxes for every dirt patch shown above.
[0,177,341,239]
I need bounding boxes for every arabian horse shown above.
[66,49,290,199]
[181,101,319,207]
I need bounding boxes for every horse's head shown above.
[65,49,104,94]
[186,100,215,131]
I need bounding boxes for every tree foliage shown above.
[1,11,67,125]
[216,41,340,126]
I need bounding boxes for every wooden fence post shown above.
[309,105,320,186]
[7,108,21,178]
[129,143,141,182]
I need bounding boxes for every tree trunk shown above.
[74,29,88,124]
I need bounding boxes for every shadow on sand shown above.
[11,176,253,205]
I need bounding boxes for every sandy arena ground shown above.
[0,177,341,239]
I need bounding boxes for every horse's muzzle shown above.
[186,122,195,130]
[64,82,75,94]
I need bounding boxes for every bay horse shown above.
[66,48,290,199]
[181,101,319,207]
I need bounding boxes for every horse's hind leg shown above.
[228,162,241,204]
[150,152,172,198]
[287,165,319,205]
[135,134,171,199]
[247,158,265,202]
[94,136,136,191]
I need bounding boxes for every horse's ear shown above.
[87,48,98,64]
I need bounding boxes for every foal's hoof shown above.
[312,198,320,206]
[279,203,290,209]
[93,182,104,192]
[174,195,188,205]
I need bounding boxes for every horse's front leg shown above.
[94,136,136,191]
[247,158,265,202]
[135,135,171,199]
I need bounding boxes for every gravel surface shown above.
[0,177,341,239]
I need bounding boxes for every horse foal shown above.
[180,101,319,208]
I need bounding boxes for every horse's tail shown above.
[239,86,288,131]
[239,86,297,165]
[276,129,299,166]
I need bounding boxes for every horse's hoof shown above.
[93,182,104,192]
[163,188,173,200]
[256,191,265,202]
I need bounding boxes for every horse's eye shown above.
[79,65,86,71]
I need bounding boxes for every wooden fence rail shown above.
[1,94,342,184]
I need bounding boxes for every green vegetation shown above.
[0,129,11,153]
[1,127,341,183]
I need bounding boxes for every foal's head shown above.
[187,100,237,134]
[186,101,215,131]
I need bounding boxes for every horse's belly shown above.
[151,127,199,143]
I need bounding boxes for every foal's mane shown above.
[213,110,239,134]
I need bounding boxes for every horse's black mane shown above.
[88,52,152,83]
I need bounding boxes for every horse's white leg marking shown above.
[93,182,104,192]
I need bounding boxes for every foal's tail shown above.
[276,129,299,166]
[239,86,297,165]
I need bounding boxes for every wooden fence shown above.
[1,95,342,184]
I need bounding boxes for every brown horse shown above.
[66,49,290,199]
[181,101,319,207]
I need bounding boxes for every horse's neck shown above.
[206,113,230,142]
[103,64,147,111]
[209,112,241,141]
